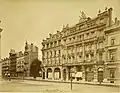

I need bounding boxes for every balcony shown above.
[97,48,104,53]
[77,52,83,56]
[97,60,104,65]
[97,36,105,42]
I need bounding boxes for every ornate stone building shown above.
[16,51,25,77]
[9,49,17,77]
[24,41,38,77]
[104,19,120,84]
[1,57,10,78]
[41,7,120,83]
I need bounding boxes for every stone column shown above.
[61,69,63,81]
[45,68,47,80]
[93,65,98,82]
[82,43,85,62]
[103,66,109,82]
[66,68,69,81]
[82,66,85,81]
[52,68,54,80]
[94,41,97,63]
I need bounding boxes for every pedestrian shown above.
[8,74,11,81]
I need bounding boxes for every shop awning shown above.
[75,72,82,77]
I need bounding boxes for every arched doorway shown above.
[63,69,66,81]
[47,68,52,79]
[54,68,61,80]
[98,68,103,82]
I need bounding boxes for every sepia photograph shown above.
[0,0,120,93]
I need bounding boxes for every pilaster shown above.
[82,65,85,81]
[93,65,98,82]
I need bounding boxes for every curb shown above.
[23,79,120,88]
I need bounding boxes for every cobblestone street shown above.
[0,80,119,93]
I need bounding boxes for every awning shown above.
[75,72,82,77]
[71,73,75,77]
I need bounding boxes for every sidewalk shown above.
[23,78,120,87]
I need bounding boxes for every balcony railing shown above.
[97,48,104,53]
[96,60,104,65]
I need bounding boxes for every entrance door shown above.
[63,69,66,80]
[42,72,45,79]
[98,71,103,82]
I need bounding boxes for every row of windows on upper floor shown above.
[42,42,104,58]
[42,30,101,49]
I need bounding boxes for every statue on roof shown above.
[79,11,87,22]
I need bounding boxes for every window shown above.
[109,50,116,61]
[110,70,115,78]
[73,37,75,40]
[91,31,95,36]
[79,35,81,40]
[50,42,53,47]
[86,33,89,38]
[43,45,45,48]
[54,51,56,57]
[47,44,49,48]
[111,38,115,45]
[99,53,103,61]
[50,51,52,57]
[59,50,61,56]
[64,39,66,43]
[58,40,61,45]
[54,41,57,46]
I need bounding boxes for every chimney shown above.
[108,7,113,26]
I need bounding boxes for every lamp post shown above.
[70,67,75,90]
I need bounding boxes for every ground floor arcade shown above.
[42,64,120,84]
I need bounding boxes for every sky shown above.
[0,0,120,60]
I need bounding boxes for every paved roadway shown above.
[0,79,119,93]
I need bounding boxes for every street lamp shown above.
[70,67,76,90]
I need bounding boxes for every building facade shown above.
[9,49,17,77]
[24,41,38,77]
[104,19,120,84]
[1,58,10,78]
[41,7,120,83]
[16,51,25,77]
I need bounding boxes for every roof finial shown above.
[98,10,101,13]
[105,7,107,11]
[25,37,28,44]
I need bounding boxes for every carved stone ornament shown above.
[79,11,87,22]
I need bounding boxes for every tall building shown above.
[104,19,120,84]
[0,22,2,79]
[16,51,25,77]
[9,49,17,77]
[41,7,120,83]
[1,57,10,78]
[24,41,38,77]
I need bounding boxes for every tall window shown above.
[99,53,103,61]
[109,51,116,61]
[47,44,49,48]
[110,69,115,78]
[111,37,115,45]
[59,50,61,56]
[58,40,61,45]
[54,51,56,57]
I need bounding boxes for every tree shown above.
[30,58,42,78]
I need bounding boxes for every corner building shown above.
[41,8,120,83]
